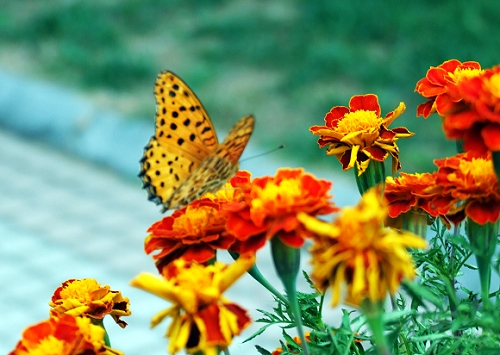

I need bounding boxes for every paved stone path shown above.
[0,127,357,354]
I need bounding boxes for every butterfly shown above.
[139,71,255,212]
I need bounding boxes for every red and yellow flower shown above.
[130,257,254,355]
[9,314,123,355]
[435,152,500,225]
[145,171,251,274]
[415,59,483,118]
[49,279,131,328]
[145,201,234,273]
[298,187,427,307]
[223,168,338,254]
[384,172,455,228]
[442,65,500,153]
[310,94,412,175]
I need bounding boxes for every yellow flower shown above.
[49,279,131,328]
[298,187,427,307]
[130,256,255,354]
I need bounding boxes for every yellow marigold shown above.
[130,256,255,355]
[49,279,131,328]
[9,314,123,355]
[310,94,413,175]
[298,187,427,307]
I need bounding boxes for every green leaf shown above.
[401,280,443,309]
[243,323,275,343]
[255,345,273,355]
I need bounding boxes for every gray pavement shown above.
[0,71,357,354]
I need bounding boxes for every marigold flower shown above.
[435,152,500,225]
[145,201,235,274]
[49,279,131,328]
[298,187,427,307]
[442,65,500,153]
[130,257,254,355]
[415,59,483,118]
[145,171,250,274]
[223,168,338,254]
[310,94,412,175]
[385,172,454,220]
[9,314,123,355]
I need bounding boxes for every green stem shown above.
[270,236,310,355]
[248,264,290,305]
[466,219,498,308]
[228,251,288,305]
[449,223,462,337]
[317,292,327,330]
[360,299,391,355]
[354,160,386,196]
[402,210,428,239]
[455,139,464,154]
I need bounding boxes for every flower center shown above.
[252,179,302,209]
[459,157,495,184]
[173,263,221,304]
[485,72,500,99]
[450,67,484,84]
[176,268,214,289]
[172,206,222,235]
[336,110,382,134]
[60,279,100,303]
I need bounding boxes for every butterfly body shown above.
[139,71,254,212]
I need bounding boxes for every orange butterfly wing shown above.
[139,71,254,211]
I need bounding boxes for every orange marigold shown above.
[223,168,338,254]
[9,314,123,355]
[435,152,500,225]
[145,171,251,274]
[385,172,454,219]
[442,65,500,154]
[145,201,234,273]
[49,279,131,328]
[310,94,412,176]
[415,59,483,118]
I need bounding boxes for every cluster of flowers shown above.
[136,168,338,354]
[10,58,500,355]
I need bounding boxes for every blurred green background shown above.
[1,0,499,174]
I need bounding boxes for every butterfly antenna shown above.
[240,145,284,162]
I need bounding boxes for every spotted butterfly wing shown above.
[139,71,254,212]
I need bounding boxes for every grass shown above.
[1,0,499,173]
